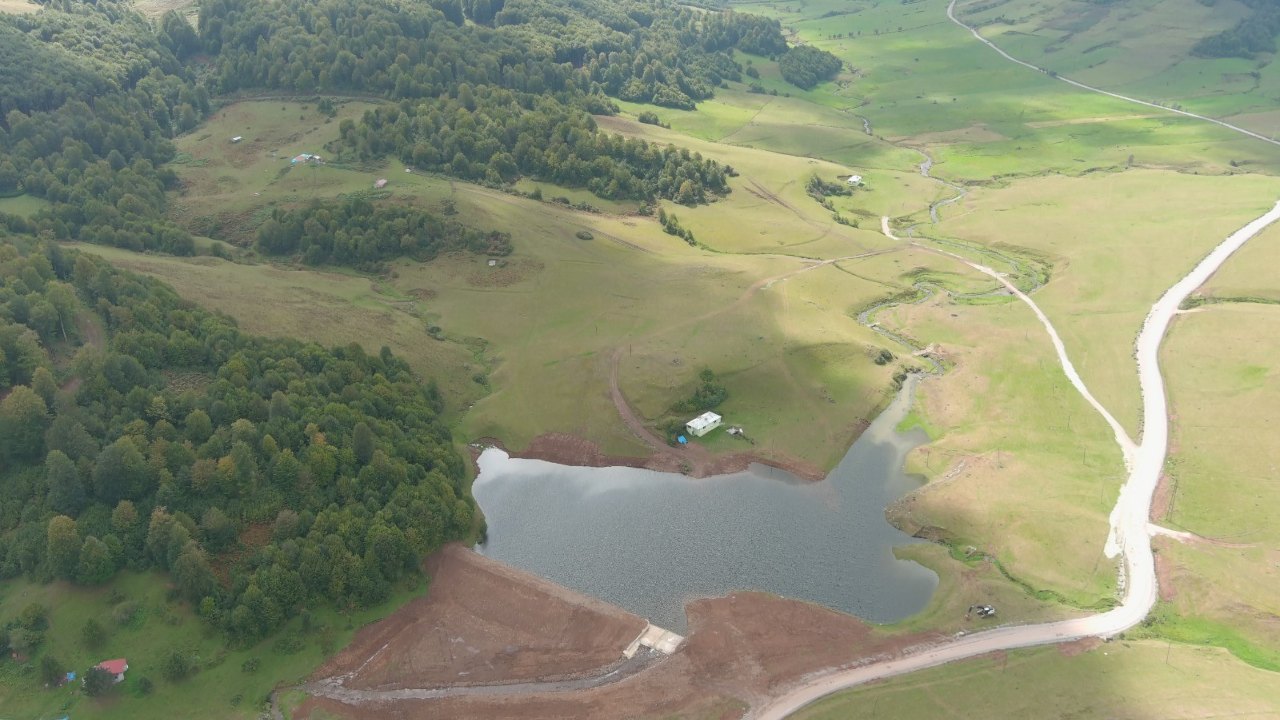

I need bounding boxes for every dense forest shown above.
[778,45,844,90]
[0,0,843,270]
[196,0,772,204]
[0,0,847,657]
[339,95,730,203]
[0,238,472,645]
[256,197,513,270]
[1192,0,1280,58]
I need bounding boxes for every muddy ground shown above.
[294,545,940,720]
[310,545,648,690]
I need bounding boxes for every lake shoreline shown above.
[469,430,834,483]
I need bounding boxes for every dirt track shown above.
[292,547,939,720]
[590,249,893,483]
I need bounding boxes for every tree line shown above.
[0,239,472,644]
[0,0,848,275]
[1193,0,1280,58]
[339,92,730,204]
[0,0,212,258]
[256,196,513,270]
[779,45,843,90]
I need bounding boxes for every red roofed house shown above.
[96,658,128,683]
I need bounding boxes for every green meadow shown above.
[0,193,50,217]
[133,100,940,472]
[43,0,1280,709]
[0,570,426,720]
[791,640,1280,720]
[953,0,1280,131]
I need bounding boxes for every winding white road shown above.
[750,8,1280,714]
[945,0,1280,148]
[753,205,1280,719]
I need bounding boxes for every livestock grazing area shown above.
[7,0,1280,716]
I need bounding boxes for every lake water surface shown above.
[472,375,939,631]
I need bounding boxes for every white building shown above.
[847,174,863,185]
[685,411,723,437]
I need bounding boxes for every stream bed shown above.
[472,375,939,631]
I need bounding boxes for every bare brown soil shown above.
[1057,637,1102,657]
[1150,472,1174,522]
[295,548,939,720]
[1153,540,1178,602]
[310,544,647,690]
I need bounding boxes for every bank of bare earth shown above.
[291,544,940,720]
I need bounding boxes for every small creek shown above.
[473,374,939,631]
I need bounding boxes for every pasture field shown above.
[882,290,1123,608]
[954,0,1280,133]
[1196,220,1280,303]
[67,244,491,419]
[731,0,1280,180]
[886,542,1084,635]
[0,0,38,13]
[934,170,1279,437]
[84,0,1280,695]
[0,571,425,720]
[1155,302,1280,666]
[169,100,381,244]
[791,640,1280,720]
[615,88,926,183]
[383,185,922,468]
[1163,303,1280,542]
[0,193,50,217]
[150,101,941,470]
[132,0,197,19]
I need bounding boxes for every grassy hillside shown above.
[954,0,1280,133]
[792,640,1280,719]
[139,100,948,471]
[0,571,425,720]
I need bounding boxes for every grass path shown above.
[881,219,1137,458]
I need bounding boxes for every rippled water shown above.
[472,375,939,631]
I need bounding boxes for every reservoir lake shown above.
[472,375,939,631]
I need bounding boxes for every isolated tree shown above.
[82,666,112,696]
[81,618,106,649]
[40,654,64,686]
[161,649,193,681]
